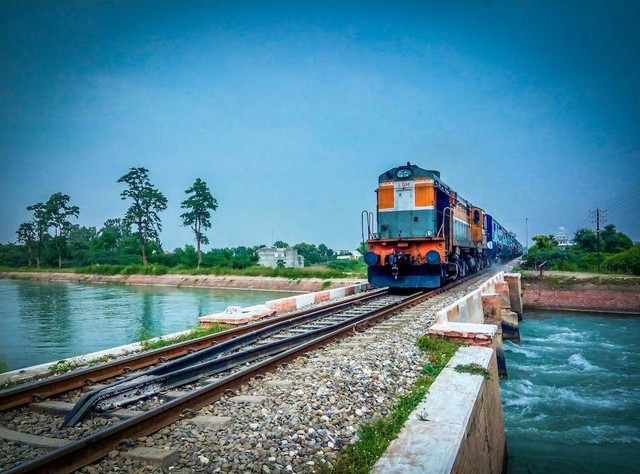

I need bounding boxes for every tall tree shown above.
[600,224,633,253]
[16,222,36,266]
[531,234,558,250]
[118,167,167,265]
[94,218,130,252]
[180,178,218,268]
[45,192,80,268]
[25,202,49,268]
[574,228,597,252]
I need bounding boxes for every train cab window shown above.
[473,210,480,225]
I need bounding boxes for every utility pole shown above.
[589,208,607,272]
[525,217,529,253]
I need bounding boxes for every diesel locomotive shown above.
[363,163,522,288]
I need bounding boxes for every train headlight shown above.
[426,230,433,237]
[364,252,380,266]
[426,250,440,265]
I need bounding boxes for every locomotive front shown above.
[364,163,451,288]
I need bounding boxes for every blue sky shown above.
[1,1,639,251]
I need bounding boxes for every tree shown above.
[273,240,289,248]
[25,202,49,268]
[574,228,597,252]
[180,178,218,268]
[66,225,97,266]
[118,167,168,265]
[16,222,36,266]
[44,192,80,268]
[94,218,130,252]
[531,234,558,250]
[600,224,633,253]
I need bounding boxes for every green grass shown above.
[48,354,115,375]
[323,335,460,473]
[0,379,22,391]
[454,363,491,379]
[522,273,640,287]
[140,324,232,351]
[70,264,366,279]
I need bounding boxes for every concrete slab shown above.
[121,447,179,468]
[429,322,497,347]
[185,415,234,429]
[107,408,143,419]
[229,395,268,404]
[199,304,276,326]
[372,420,463,473]
[160,390,189,401]
[30,401,74,416]
[0,425,70,448]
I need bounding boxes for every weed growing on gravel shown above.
[0,379,22,391]
[323,335,460,473]
[48,354,114,375]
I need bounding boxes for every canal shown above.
[0,279,298,373]
[501,310,640,473]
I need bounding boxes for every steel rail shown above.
[62,294,405,426]
[0,288,387,411]
[5,290,429,474]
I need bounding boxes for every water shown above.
[501,310,640,473]
[0,278,298,372]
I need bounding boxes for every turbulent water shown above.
[0,279,297,372]
[500,310,640,473]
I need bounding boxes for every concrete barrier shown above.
[264,282,369,313]
[372,346,505,473]
[434,271,523,376]
[199,282,371,325]
[374,271,523,473]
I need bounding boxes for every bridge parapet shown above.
[374,271,524,474]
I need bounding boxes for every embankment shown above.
[522,272,640,314]
[0,271,365,293]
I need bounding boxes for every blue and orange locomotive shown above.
[363,163,522,288]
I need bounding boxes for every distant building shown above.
[555,226,574,248]
[336,250,362,260]
[257,247,305,268]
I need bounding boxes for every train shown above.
[362,163,523,289]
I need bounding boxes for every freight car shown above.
[362,163,522,288]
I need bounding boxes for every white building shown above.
[555,226,574,248]
[336,250,363,260]
[257,247,305,268]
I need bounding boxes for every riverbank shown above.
[0,271,366,293]
[521,271,640,314]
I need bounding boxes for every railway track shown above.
[0,275,482,473]
[0,288,388,412]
